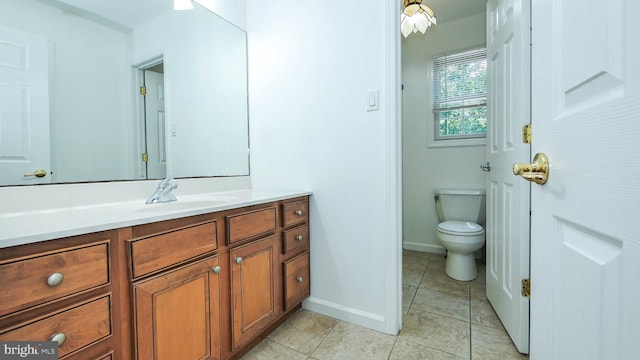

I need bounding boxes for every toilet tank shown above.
[434,189,486,224]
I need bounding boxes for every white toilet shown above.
[434,189,486,281]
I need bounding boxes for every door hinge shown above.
[140,86,147,96]
[142,153,148,163]
[521,278,531,298]
[522,124,532,144]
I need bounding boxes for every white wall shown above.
[402,13,487,254]
[246,0,401,334]
[0,0,134,183]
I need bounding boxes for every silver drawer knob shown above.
[296,276,304,283]
[295,235,304,241]
[50,332,66,346]
[212,266,221,274]
[47,273,64,287]
[235,257,243,265]
[295,210,304,216]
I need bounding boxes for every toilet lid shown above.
[438,221,484,235]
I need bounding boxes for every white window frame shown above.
[428,47,487,148]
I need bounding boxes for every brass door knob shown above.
[513,153,549,185]
[23,169,47,178]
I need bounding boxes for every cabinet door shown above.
[230,234,279,350]
[133,256,221,360]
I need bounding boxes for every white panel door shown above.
[144,69,167,180]
[0,25,50,184]
[485,0,530,353]
[530,0,640,359]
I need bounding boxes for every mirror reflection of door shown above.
[0,25,51,184]
[143,64,166,180]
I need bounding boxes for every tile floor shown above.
[241,250,528,360]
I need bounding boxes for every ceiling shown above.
[43,0,487,32]
[42,0,173,30]
[423,0,487,25]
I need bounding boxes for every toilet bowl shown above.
[434,189,486,281]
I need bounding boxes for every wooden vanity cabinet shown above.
[229,234,279,351]
[280,198,310,312]
[0,195,310,360]
[0,231,120,360]
[132,256,222,360]
[127,216,221,360]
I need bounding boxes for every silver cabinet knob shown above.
[235,257,243,265]
[296,276,304,283]
[212,266,221,274]
[50,332,66,346]
[295,235,304,241]
[295,210,304,216]
[47,273,64,287]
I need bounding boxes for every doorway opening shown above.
[135,56,166,180]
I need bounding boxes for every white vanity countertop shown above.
[0,189,312,249]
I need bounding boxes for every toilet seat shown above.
[437,221,484,236]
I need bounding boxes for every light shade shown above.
[174,0,194,10]
[401,0,437,38]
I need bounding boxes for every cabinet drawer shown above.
[283,224,309,254]
[95,352,113,360]
[282,200,308,228]
[0,295,112,358]
[226,207,276,244]
[0,242,109,316]
[283,252,310,310]
[129,221,217,279]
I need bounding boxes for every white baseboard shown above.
[402,241,446,254]
[302,297,390,334]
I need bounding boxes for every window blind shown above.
[433,48,487,111]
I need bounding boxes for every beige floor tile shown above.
[403,249,431,260]
[403,284,418,307]
[470,280,487,300]
[474,263,487,283]
[267,309,338,355]
[470,298,504,330]
[426,254,447,271]
[240,339,307,360]
[420,269,470,297]
[403,265,425,286]
[471,324,527,360]
[399,309,470,358]
[311,321,396,360]
[389,339,466,360]
[404,253,430,268]
[411,287,470,322]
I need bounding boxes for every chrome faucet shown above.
[145,177,178,204]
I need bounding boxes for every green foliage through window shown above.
[433,48,487,140]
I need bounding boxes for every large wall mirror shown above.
[0,0,249,186]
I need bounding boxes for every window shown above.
[432,48,487,142]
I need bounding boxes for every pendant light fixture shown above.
[401,0,437,38]
[174,0,194,10]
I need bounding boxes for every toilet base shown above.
[445,252,478,281]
